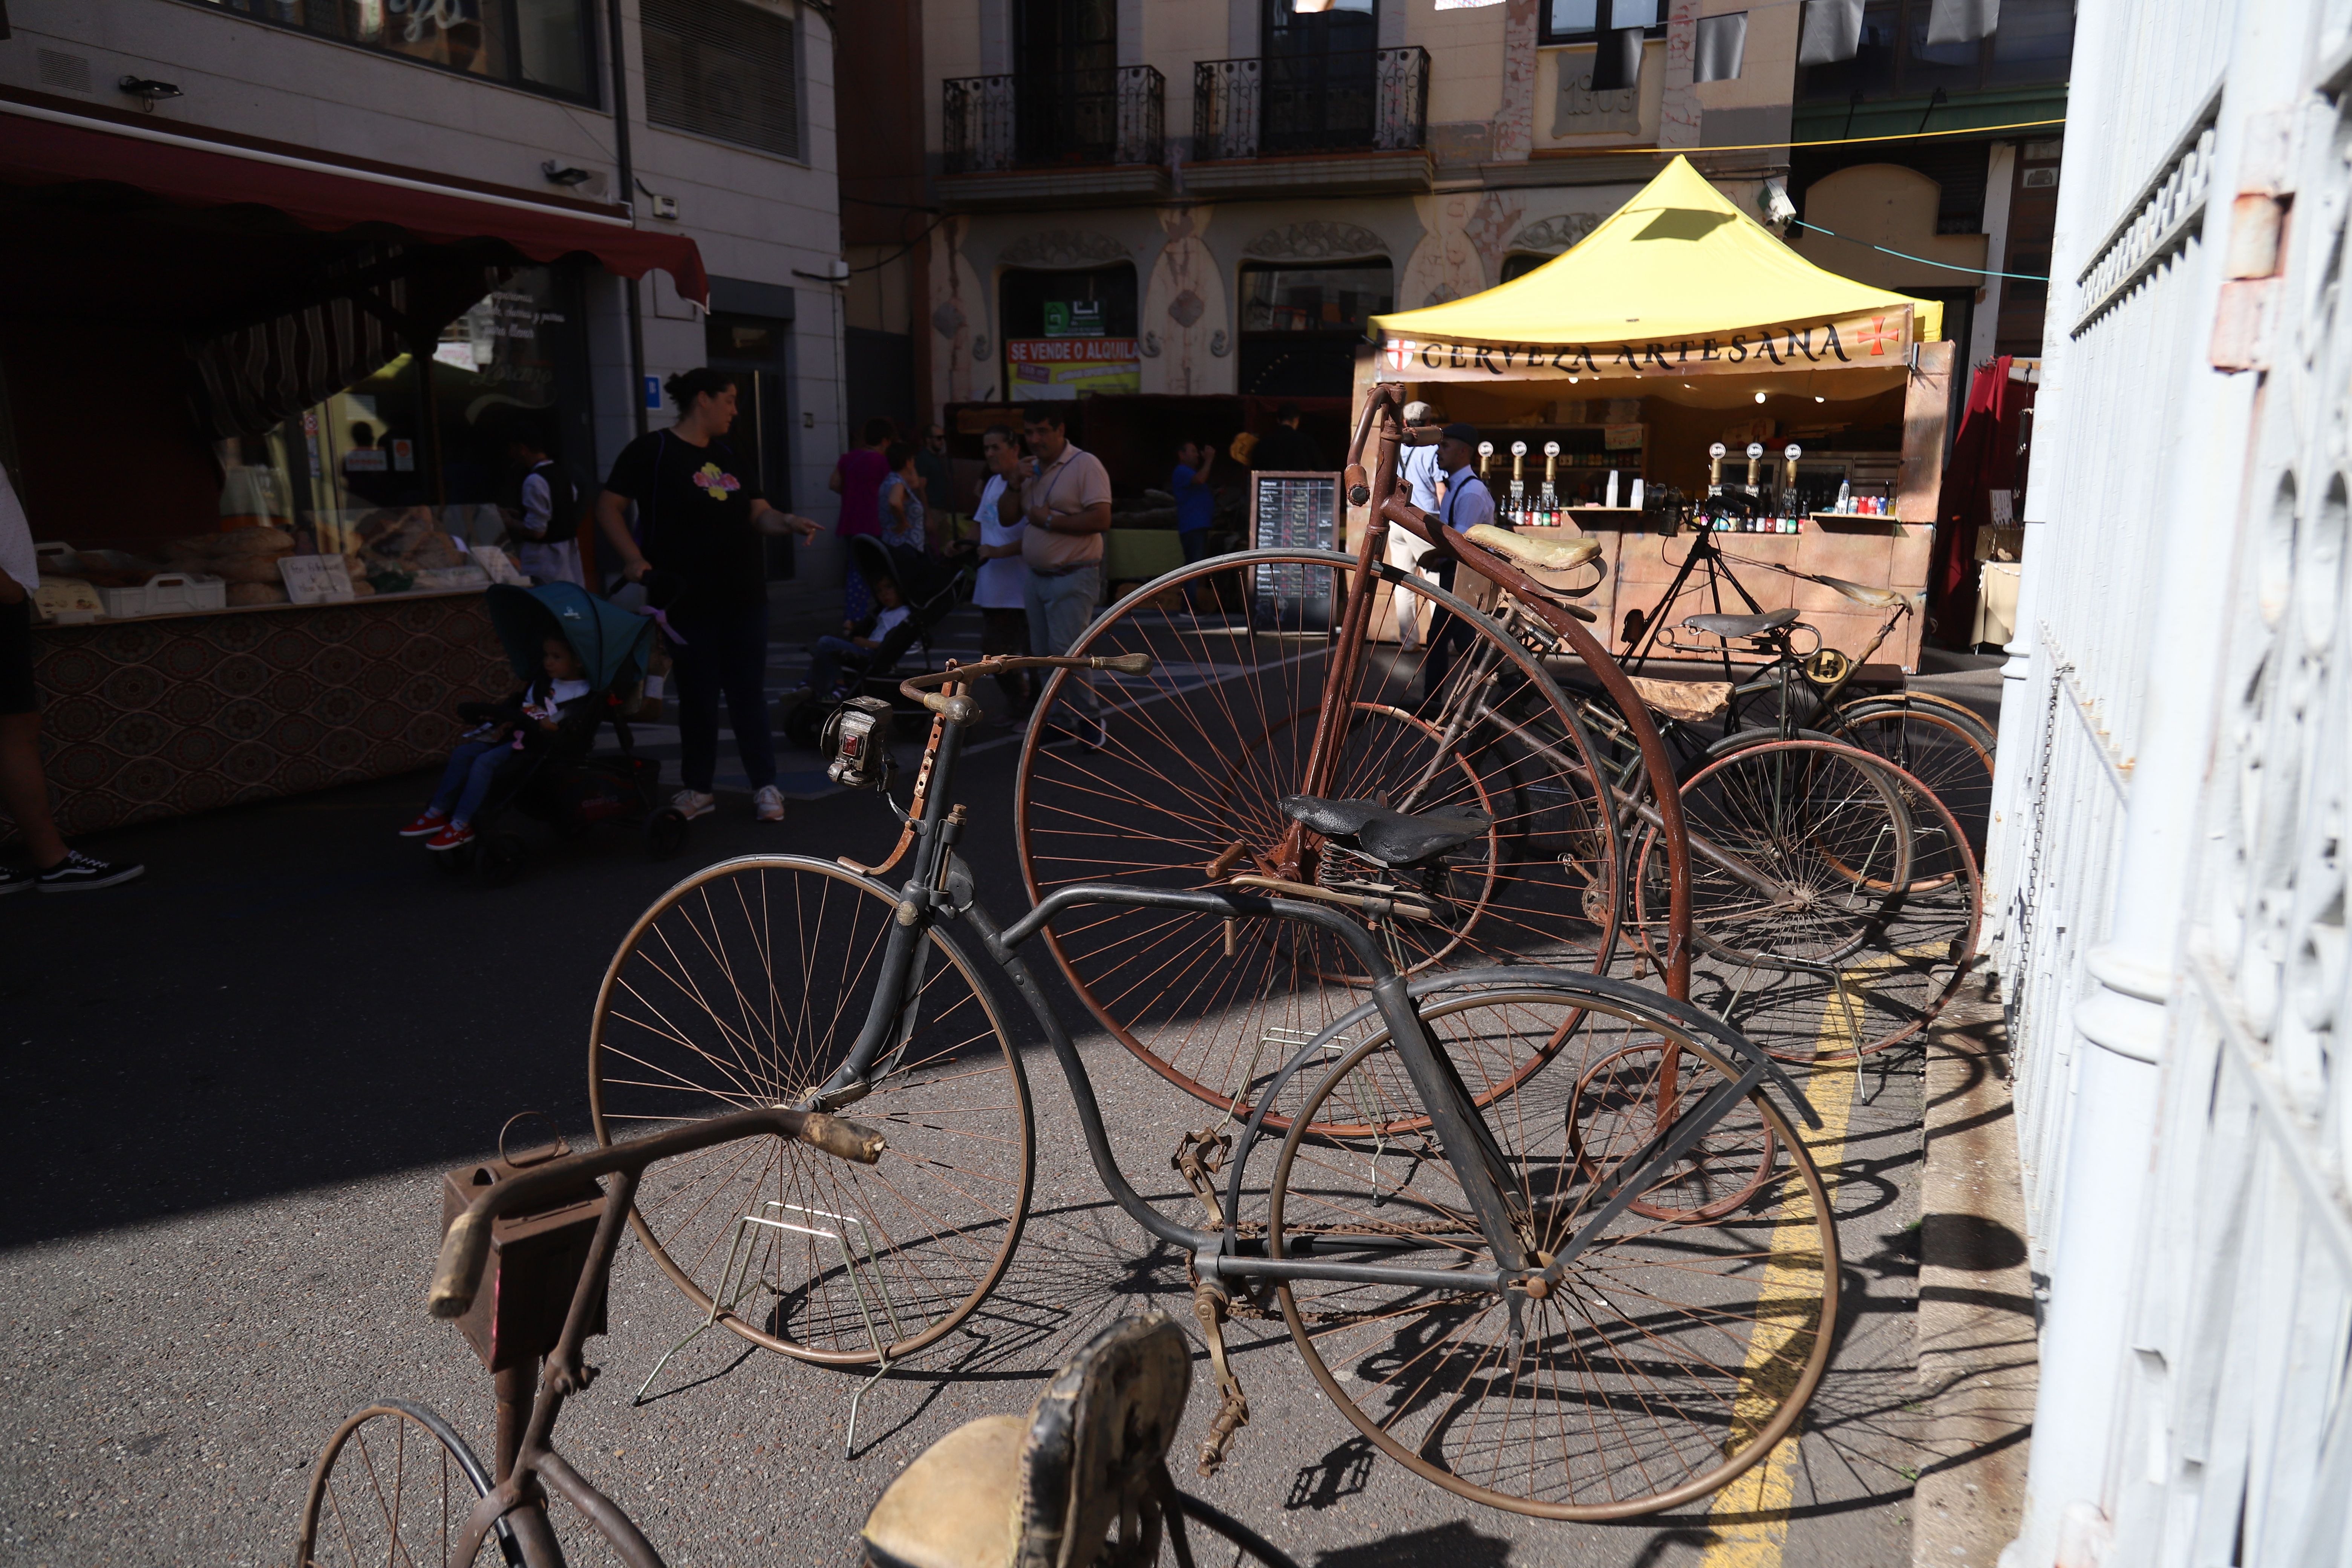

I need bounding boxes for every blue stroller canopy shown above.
[484,582,655,693]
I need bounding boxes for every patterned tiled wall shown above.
[12,594,508,844]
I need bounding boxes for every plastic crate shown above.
[95,572,227,619]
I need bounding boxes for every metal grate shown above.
[642,0,799,161]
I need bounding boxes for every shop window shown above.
[999,265,1142,400]
[642,0,802,161]
[180,0,598,103]
[1540,0,1665,46]
[203,265,593,589]
[1238,259,1391,398]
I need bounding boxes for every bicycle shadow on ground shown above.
[1312,1520,1514,1567]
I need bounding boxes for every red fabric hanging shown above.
[1929,355,2033,648]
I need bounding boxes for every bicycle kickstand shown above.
[1191,1282,1251,1478]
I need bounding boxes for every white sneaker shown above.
[671,789,716,820]
[753,784,786,822]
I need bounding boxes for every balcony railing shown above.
[1193,46,1429,161]
[942,64,1165,175]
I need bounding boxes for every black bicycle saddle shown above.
[1279,795,1491,868]
[1683,607,1800,639]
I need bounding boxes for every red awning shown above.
[0,104,709,305]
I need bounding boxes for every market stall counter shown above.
[18,510,526,842]
[1364,156,1954,673]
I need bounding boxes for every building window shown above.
[179,0,598,103]
[1797,0,2075,104]
[1539,0,1666,46]
[642,0,802,161]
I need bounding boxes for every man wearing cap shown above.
[1389,401,1446,649]
[1414,422,1494,702]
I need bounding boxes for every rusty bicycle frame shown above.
[368,1107,887,1568]
[1278,384,1697,1002]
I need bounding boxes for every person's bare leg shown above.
[0,710,66,868]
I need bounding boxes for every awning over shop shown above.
[0,102,708,305]
[1371,156,1941,383]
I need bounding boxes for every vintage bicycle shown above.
[588,651,1842,1519]
[1011,387,1977,1084]
[296,1106,885,1568]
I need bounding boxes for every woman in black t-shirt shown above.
[596,368,819,825]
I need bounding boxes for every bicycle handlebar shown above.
[427,1107,885,1321]
[899,653,1153,724]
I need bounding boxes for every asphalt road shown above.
[0,605,1929,1568]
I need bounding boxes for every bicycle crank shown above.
[1190,1282,1251,1478]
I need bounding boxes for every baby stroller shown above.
[783,534,972,750]
[436,582,687,886]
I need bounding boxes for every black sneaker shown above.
[36,850,146,893]
[0,865,33,896]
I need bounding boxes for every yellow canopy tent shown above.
[1370,156,1942,384]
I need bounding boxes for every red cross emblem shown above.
[1383,338,1413,371]
[1856,315,1900,356]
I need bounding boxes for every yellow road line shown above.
[1698,978,1862,1567]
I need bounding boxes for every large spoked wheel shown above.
[297,1400,515,1567]
[1263,985,1838,1519]
[1635,740,1975,1062]
[1015,549,1622,1132]
[1822,694,1995,879]
[590,855,1035,1365]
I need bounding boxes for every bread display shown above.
[226,581,291,606]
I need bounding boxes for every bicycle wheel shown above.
[297,1400,514,1567]
[1015,549,1621,1130]
[1824,694,1995,876]
[1263,983,1837,1519]
[590,855,1034,1365]
[1634,740,1972,1061]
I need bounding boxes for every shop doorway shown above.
[706,312,796,580]
[1237,258,1392,397]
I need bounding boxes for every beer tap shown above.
[1708,441,1727,492]
[1540,441,1560,524]
[1477,440,1494,485]
[1782,443,1804,528]
[1744,442,1764,490]
[1508,441,1527,525]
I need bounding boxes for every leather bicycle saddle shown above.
[1683,607,1801,639]
[862,1314,1193,1568]
[1279,795,1491,868]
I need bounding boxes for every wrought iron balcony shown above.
[942,64,1165,175]
[1193,46,1429,161]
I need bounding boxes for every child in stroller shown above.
[795,573,909,706]
[401,583,688,884]
[782,534,970,750]
[401,633,592,851]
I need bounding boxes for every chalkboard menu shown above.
[1250,471,1340,631]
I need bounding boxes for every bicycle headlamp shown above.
[823,698,897,789]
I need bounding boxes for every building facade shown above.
[0,0,848,570]
[841,0,2072,445]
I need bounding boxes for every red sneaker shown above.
[400,809,451,838]
[425,823,476,852]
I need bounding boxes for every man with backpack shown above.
[505,429,585,585]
